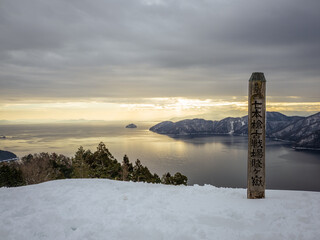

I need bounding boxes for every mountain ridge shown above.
[149,112,320,149]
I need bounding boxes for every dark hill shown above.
[0,150,17,161]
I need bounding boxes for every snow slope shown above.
[0,179,319,240]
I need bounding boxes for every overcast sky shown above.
[0,0,319,121]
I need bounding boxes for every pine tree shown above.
[89,142,121,179]
[72,146,90,178]
[132,159,160,183]
[161,172,188,185]
[161,172,172,185]
[172,172,188,185]
[0,164,25,187]
[121,155,133,181]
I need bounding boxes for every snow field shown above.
[0,179,319,240]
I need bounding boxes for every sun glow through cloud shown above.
[1,97,319,123]
[0,1,319,124]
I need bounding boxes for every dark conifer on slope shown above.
[71,142,187,185]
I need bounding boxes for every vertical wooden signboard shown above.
[247,72,266,199]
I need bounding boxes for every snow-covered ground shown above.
[1,179,319,240]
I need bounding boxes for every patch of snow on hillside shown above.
[0,179,319,240]
[229,121,234,134]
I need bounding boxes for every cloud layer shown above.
[1,0,319,102]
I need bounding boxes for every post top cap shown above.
[249,72,266,82]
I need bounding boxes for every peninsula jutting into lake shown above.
[149,111,320,150]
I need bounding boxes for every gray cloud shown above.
[0,0,319,101]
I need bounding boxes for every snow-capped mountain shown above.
[266,112,304,136]
[269,112,320,149]
[149,119,217,136]
[149,112,320,149]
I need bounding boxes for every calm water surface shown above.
[1,122,319,191]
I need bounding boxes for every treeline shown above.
[0,142,187,187]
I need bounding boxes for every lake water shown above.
[1,122,320,191]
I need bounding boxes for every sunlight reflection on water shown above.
[1,123,319,191]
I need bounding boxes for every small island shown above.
[125,123,137,129]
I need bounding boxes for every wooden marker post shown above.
[247,72,266,199]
